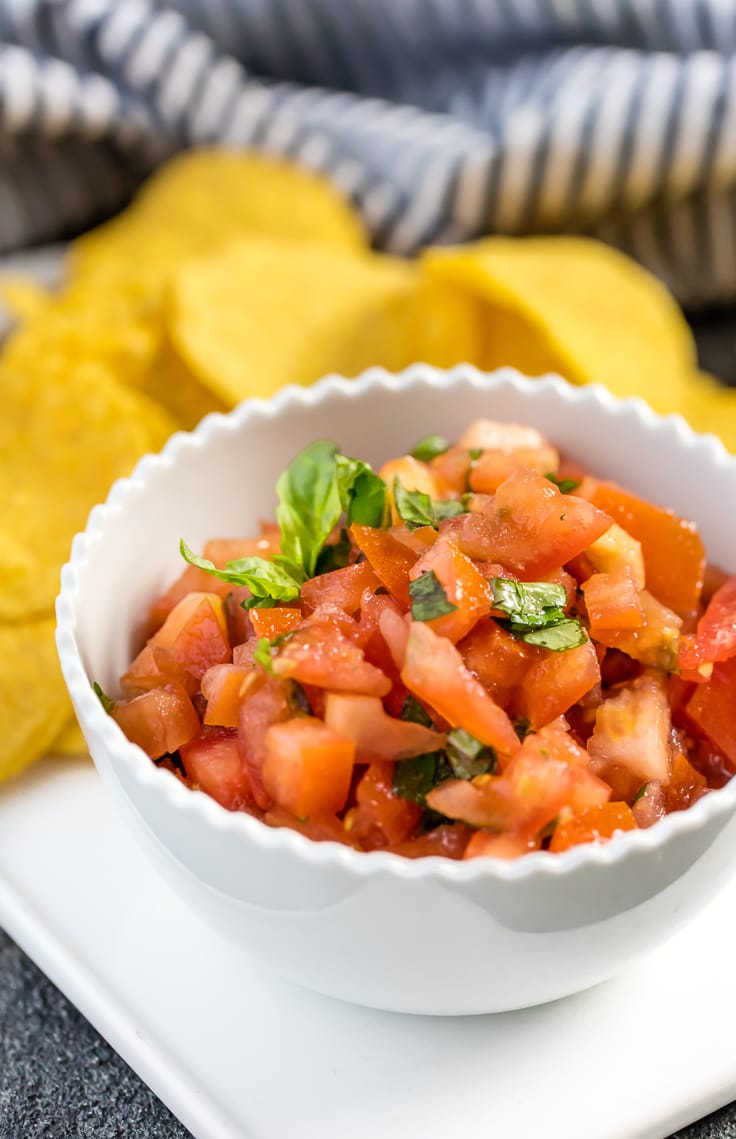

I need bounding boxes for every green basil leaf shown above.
[276,440,343,578]
[253,637,275,673]
[346,465,387,528]
[632,782,648,806]
[546,472,581,494]
[400,694,433,727]
[409,570,458,622]
[392,753,439,804]
[180,540,302,603]
[490,577,568,626]
[520,620,588,651]
[446,728,497,779]
[314,528,352,575]
[393,479,465,531]
[411,434,449,462]
[93,681,114,714]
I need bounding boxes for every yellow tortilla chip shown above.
[0,617,71,782]
[70,149,367,293]
[0,360,176,620]
[423,237,697,413]
[0,277,51,324]
[50,716,88,757]
[679,371,736,453]
[168,237,482,405]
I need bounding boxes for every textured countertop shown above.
[0,309,734,1139]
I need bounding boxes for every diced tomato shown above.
[665,751,709,813]
[323,692,446,761]
[458,618,536,708]
[592,589,681,671]
[678,576,736,675]
[248,606,303,640]
[300,562,381,615]
[392,823,472,860]
[427,723,608,834]
[349,524,417,608]
[263,806,355,847]
[410,535,491,642]
[238,675,291,808]
[344,762,422,849]
[463,831,541,860]
[584,522,646,589]
[588,672,672,783]
[262,718,355,819]
[590,482,705,616]
[223,586,254,646]
[401,620,520,757]
[582,567,645,631]
[686,657,736,770]
[112,682,200,759]
[549,802,637,853]
[430,447,473,496]
[123,592,231,696]
[389,524,439,556]
[518,640,601,729]
[457,419,554,455]
[469,446,559,495]
[442,468,611,577]
[380,455,441,523]
[179,726,254,811]
[202,663,252,727]
[377,604,410,671]
[272,619,390,697]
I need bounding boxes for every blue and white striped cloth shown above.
[1,0,736,306]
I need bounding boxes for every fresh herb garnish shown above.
[93,681,114,714]
[182,440,387,608]
[468,447,484,462]
[411,434,449,462]
[314,527,352,575]
[489,577,586,652]
[409,570,458,622]
[513,716,532,741]
[632,783,648,806]
[546,472,580,494]
[446,728,497,779]
[393,479,465,531]
[400,694,434,727]
[253,637,275,673]
[392,752,443,804]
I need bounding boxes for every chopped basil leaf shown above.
[393,479,465,531]
[538,816,558,842]
[521,620,588,651]
[411,434,449,462]
[336,456,387,528]
[469,447,483,461]
[400,694,433,728]
[253,637,275,672]
[409,570,458,622]
[315,528,352,575]
[392,750,453,805]
[181,540,302,605]
[546,472,580,494]
[287,681,312,716]
[446,728,497,779]
[93,681,113,714]
[241,594,279,611]
[632,782,648,806]
[490,576,586,653]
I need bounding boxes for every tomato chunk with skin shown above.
[123,592,230,696]
[263,718,355,819]
[202,663,252,727]
[272,620,390,697]
[442,468,612,578]
[549,802,637,853]
[590,482,705,616]
[300,562,380,615]
[463,831,541,860]
[112,683,200,759]
[401,620,520,757]
[238,674,291,808]
[349,523,417,608]
[458,618,536,708]
[518,640,601,730]
[581,567,645,631]
[588,672,672,784]
[410,535,491,643]
[180,726,254,811]
[323,692,446,761]
[686,657,736,770]
[248,606,303,640]
[345,762,422,849]
[679,576,736,674]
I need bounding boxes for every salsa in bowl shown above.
[57,365,736,1013]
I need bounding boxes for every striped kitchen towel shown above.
[1,0,735,306]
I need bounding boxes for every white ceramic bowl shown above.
[57,365,736,1015]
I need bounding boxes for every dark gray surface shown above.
[0,311,734,1139]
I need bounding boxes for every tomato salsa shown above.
[101,420,736,860]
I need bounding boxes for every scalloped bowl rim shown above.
[56,363,736,885]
